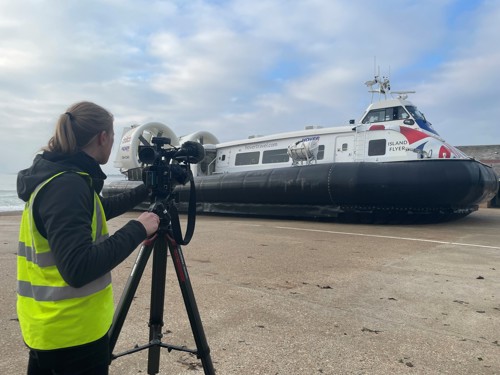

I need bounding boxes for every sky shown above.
[1,0,499,175]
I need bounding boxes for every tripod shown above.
[108,201,215,375]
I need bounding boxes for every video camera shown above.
[139,137,205,201]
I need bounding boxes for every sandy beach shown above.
[1,209,499,374]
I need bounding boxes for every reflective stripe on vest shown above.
[17,273,111,301]
[16,171,114,350]
[17,231,109,269]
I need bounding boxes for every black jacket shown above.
[17,151,148,288]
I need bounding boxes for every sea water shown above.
[0,174,23,212]
[0,173,126,212]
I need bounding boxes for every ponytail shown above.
[46,101,114,154]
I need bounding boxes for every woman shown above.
[16,101,159,375]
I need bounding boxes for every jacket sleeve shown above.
[100,183,149,220]
[36,173,147,288]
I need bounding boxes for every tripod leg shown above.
[147,234,169,375]
[109,241,155,354]
[167,236,215,375]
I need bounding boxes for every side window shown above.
[396,106,409,119]
[391,107,398,120]
[368,139,386,156]
[362,109,384,124]
[235,151,260,165]
[262,149,289,164]
[382,107,397,121]
[317,145,325,160]
[342,143,348,151]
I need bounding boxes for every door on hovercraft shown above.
[334,135,355,162]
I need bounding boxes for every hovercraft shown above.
[105,76,498,223]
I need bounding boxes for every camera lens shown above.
[138,147,157,164]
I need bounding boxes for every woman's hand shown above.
[136,212,160,236]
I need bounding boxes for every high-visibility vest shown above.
[17,171,113,350]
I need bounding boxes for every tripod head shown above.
[139,137,204,245]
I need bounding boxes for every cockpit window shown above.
[362,106,410,124]
[406,106,426,121]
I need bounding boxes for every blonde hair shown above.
[46,101,114,154]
